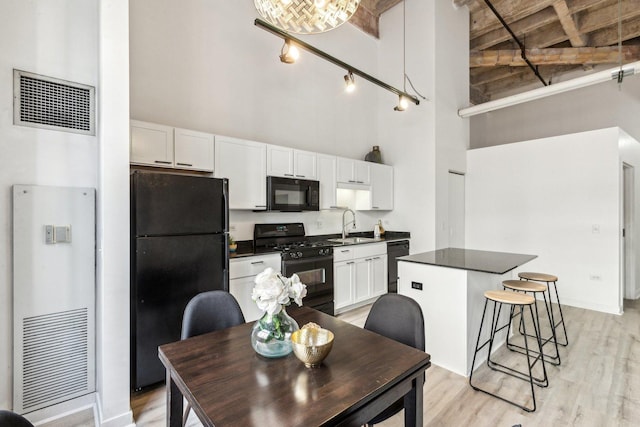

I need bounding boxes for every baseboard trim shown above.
[95,393,134,427]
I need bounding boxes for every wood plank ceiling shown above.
[350,0,640,104]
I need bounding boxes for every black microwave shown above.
[266,176,320,211]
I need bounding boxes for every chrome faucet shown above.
[342,208,356,239]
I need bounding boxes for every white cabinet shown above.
[130,120,174,167]
[334,260,355,310]
[229,254,281,322]
[317,154,338,210]
[215,136,267,210]
[130,120,214,172]
[337,157,370,185]
[174,128,214,172]
[267,145,317,179]
[333,243,388,313]
[357,163,394,211]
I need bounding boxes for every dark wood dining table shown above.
[159,306,431,427]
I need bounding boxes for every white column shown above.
[97,1,134,426]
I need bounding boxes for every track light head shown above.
[279,41,299,64]
[393,95,409,111]
[344,71,355,93]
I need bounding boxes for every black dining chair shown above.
[363,293,425,426]
[180,290,246,425]
[0,410,34,427]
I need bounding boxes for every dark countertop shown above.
[398,248,537,275]
[230,231,411,259]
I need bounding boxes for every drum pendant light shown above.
[254,0,361,34]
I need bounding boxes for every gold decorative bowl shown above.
[291,323,334,368]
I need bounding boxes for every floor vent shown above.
[13,69,95,135]
[21,308,89,412]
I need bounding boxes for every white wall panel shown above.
[466,128,622,314]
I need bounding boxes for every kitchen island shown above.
[398,248,536,376]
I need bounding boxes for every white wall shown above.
[0,0,98,412]
[469,76,640,149]
[434,0,469,249]
[129,0,379,160]
[466,128,625,314]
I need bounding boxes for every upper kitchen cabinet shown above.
[369,163,394,210]
[130,120,214,172]
[337,157,370,185]
[173,128,214,172]
[130,120,174,167]
[215,136,267,210]
[317,154,338,210]
[267,145,317,180]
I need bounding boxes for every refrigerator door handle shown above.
[222,178,229,233]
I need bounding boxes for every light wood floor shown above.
[131,299,640,426]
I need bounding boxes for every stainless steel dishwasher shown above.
[387,240,409,293]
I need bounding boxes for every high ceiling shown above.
[350,0,640,104]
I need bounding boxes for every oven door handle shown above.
[283,255,334,266]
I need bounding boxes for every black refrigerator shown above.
[130,171,229,390]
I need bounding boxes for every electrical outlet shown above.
[590,274,601,281]
[411,281,423,290]
[229,224,237,231]
[592,224,600,234]
[316,221,323,229]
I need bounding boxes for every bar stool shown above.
[469,290,547,412]
[502,280,560,366]
[519,272,568,346]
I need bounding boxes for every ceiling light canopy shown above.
[254,0,361,34]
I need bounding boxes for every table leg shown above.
[166,370,183,427]
[404,375,424,427]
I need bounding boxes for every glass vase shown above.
[251,307,299,358]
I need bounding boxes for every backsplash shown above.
[228,209,394,241]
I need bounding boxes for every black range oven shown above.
[254,223,334,316]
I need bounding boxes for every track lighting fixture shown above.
[344,71,355,93]
[279,41,300,64]
[255,19,420,109]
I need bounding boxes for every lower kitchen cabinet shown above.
[229,254,280,322]
[334,243,388,314]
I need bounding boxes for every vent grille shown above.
[22,308,89,411]
[14,70,95,135]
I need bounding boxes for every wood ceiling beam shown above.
[470,0,556,39]
[471,67,528,85]
[470,0,614,49]
[578,0,640,34]
[349,0,403,38]
[476,65,577,97]
[590,16,640,45]
[471,8,558,50]
[350,3,379,38]
[470,45,640,67]
[553,0,588,46]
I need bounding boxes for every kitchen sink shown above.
[326,237,376,244]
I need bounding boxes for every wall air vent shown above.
[21,309,90,412]
[13,69,95,135]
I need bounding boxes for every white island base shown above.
[398,248,537,377]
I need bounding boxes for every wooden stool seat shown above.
[519,272,558,282]
[503,279,547,293]
[485,290,534,305]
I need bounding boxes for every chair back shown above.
[364,293,425,351]
[0,410,34,427]
[181,291,245,339]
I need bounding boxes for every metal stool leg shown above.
[506,289,560,367]
[470,295,547,412]
[549,281,569,346]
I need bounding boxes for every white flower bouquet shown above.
[251,267,307,315]
[250,268,307,353]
